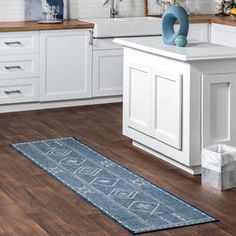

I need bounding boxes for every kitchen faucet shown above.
[103,0,122,18]
[110,0,118,18]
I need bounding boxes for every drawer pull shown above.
[5,66,22,70]
[4,41,22,46]
[4,90,21,95]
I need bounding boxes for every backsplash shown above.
[0,0,216,22]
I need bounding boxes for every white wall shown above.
[0,0,25,21]
[148,0,216,15]
[0,0,216,22]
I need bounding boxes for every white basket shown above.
[202,144,236,190]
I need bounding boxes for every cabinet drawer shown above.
[0,31,39,55]
[0,79,38,104]
[0,55,39,79]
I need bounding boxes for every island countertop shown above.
[114,36,236,62]
[0,20,94,32]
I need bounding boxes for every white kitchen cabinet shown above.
[117,36,236,175]
[188,23,209,42]
[211,23,236,47]
[93,49,123,97]
[0,78,38,105]
[0,31,39,55]
[126,62,152,134]
[0,31,40,106]
[40,29,92,101]
[125,57,183,151]
[151,69,183,150]
[202,73,236,147]
[175,23,209,42]
[92,38,123,97]
[0,54,39,80]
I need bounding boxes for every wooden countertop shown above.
[188,14,213,24]
[152,14,213,23]
[189,14,236,26]
[155,14,236,26]
[211,15,236,27]
[1,15,236,33]
[0,20,94,32]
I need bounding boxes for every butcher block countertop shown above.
[1,16,236,32]
[156,14,236,26]
[189,14,236,26]
[211,15,236,27]
[0,20,94,32]
[186,14,213,24]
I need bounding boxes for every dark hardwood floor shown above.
[0,103,235,236]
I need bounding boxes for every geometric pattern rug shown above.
[12,137,217,234]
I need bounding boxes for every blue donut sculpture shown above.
[162,5,189,46]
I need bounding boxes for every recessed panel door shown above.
[202,73,236,147]
[126,62,152,135]
[151,68,183,149]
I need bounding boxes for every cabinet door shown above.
[188,24,209,42]
[202,73,236,147]
[175,23,209,42]
[151,68,183,149]
[125,62,152,134]
[40,29,92,101]
[93,49,123,97]
[211,23,236,47]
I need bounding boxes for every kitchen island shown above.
[114,37,236,174]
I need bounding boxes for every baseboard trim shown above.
[133,141,201,175]
[0,96,123,113]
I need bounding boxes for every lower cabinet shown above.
[123,47,236,174]
[0,78,38,104]
[126,63,152,134]
[202,73,236,147]
[188,23,209,42]
[211,23,236,47]
[40,29,92,102]
[151,68,183,150]
[175,23,209,42]
[126,61,183,150]
[93,49,123,97]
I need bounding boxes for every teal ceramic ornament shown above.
[175,35,187,47]
[162,4,189,46]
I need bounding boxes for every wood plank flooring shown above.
[0,103,235,236]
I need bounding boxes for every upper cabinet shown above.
[40,29,92,102]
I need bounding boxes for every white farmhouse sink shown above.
[81,17,162,38]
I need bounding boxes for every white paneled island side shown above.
[114,37,236,175]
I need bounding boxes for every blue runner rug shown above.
[12,137,217,234]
